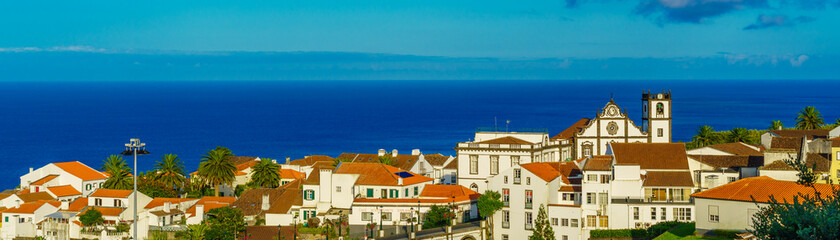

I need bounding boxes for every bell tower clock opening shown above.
[642,90,672,143]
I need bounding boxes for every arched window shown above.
[656,103,664,116]
[469,183,478,192]
[582,142,594,157]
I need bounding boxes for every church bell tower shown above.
[642,90,672,143]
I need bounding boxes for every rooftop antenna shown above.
[506,120,510,132]
[494,116,498,132]
[610,93,614,102]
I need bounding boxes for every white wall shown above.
[759,170,799,181]
[695,198,762,235]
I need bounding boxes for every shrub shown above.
[590,229,647,238]
[307,217,321,228]
[646,221,682,238]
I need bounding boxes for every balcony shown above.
[525,223,533,230]
[503,201,509,207]
[525,202,532,209]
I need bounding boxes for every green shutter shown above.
[367,189,374,197]
[405,189,408,197]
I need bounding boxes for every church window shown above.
[582,143,593,157]
[511,156,520,166]
[656,103,664,116]
[490,155,499,174]
[657,128,663,137]
[469,155,478,174]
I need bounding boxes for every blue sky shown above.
[1,0,839,80]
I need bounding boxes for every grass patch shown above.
[653,223,733,240]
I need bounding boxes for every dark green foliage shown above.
[198,147,236,197]
[204,207,246,240]
[79,208,104,226]
[646,221,681,238]
[528,204,555,240]
[795,106,824,130]
[783,157,819,186]
[589,229,647,238]
[378,155,397,166]
[234,184,248,197]
[769,120,784,130]
[422,205,455,229]
[154,154,186,189]
[248,159,281,188]
[711,229,740,238]
[101,155,133,190]
[685,127,763,149]
[331,158,352,167]
[478,190,503,240]
[727,127,753,143]
[138,172,179,197]
[307,216,321,228]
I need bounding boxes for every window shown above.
[525,212,533,229]
[511,156,520,166]
[570,219,579,227]
[656,102,664,115]
[114,199,122,207]
[86,184,91,191]
[562,193,576,201]
[674,208,691,221]
[660,207,666,220]
[633,207,640,220]
[526,177,531,185]
[490,155,499,175]
[600,175,610,184]
[95,198,102,206]
[728,177,737,183]
[405,189,409,197]
[837,152,840,160]
[583,144,593,156]
[534,155,541,162]
[502,211,510,228]
[651,207,656,220]
[4,216,7,222]
[587,174,598,182]
[504,176,508,184]
[586,215,597,227]
[362,212,373,221]
[381,189,388,199]
[646,188,667,202]
[366,189,374,198]
[382,212,392,221]
[709,205,719,223]
[502,235,509,240]
[599,216,609,228]
[513,169,522,184]
[563,236,568,240]
[586,193,595,204]
[502,189,510,207]
[469,155,479,174]
[335,186,341,192]
[525,190,533,209]
[414,186,419,195]
[657,128,663,137]
[598,193,608,205]
[561,218,569,227]
[435,169,441,178]
[401,212,411,220]
[836,169,840,179]
[669,189,687,202]
[551,218,558,226]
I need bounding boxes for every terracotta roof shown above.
[67,197,88,212]
[643,171,694,187]
[231,187,302,216]
[17,189,29,194]
[477,136,534,145]
[90,189,132,198]
[150,209,184,216]
[52,161,108,181]
[287,155,334,166]
[611,143,689,170]
[759,154,830,172]
[558,186,582,192]
[185,196,237,217]
[31,175,59,186]
[582,155,613,171]
[423,154,451,167]
[688,155,764,169]
[551,118,590,140]
[279,169,305,179]
[334,163,434,186]
[144,198,198,209]
[420,185,478,198]
[341,153,423,173]
[707,142,763,156]
[46,185,82,197]
[444,158,458,169]
[17,192,55,203]
[302,162,335,185]
[228,156,259,166]
[769,137,803,151]
[81,207,124,217]
[354,193,479,204]
[831,137,840,147]
[547,204,581,208]
[520,162,581,184]
[2,200,61,214]
[691,176,836,203]
[769,129,830,140]
[0,193,11,200]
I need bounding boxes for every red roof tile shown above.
[287,155,334,166]
[90,189,132,198]
[46,185,82,197]
[334,163,434,186]
[185,196,237,217]
[144,198,198,209]
[30,175,59,186]
[691,176,836,203]
[67,197,88,212]
[707,142,763,156]
[643,171,694,187]
[2,200,61,214]
[81,207,124,217]
[582,155,613,171]
[17,192,55,203]
[520,162,582,184]
[420,185,477,198]
[52,162,108,181]
[769,129,830,140]
[551,118,590,140]
[477,136,534,145]
[611,143,689,170]
[278,169,305,179]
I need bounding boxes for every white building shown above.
[20,161,108,197]
[184,196,237,225]
[686,142,764,190]
[143,198,199,227]
[0,200,61,239]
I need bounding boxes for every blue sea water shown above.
[0,80,838,188]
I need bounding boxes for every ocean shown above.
[0,80,837,188]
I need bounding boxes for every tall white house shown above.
[20,161,109,197]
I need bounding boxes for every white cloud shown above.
[0,46,105,53]
[789,54,809,67]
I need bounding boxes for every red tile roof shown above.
[287,155,334,166]
[340,153,423,173]
[691,176,836,203]
[144,198,198,209]
[520,162,582,184]
[334,163,434,186]
[642,171,694,187]
[420,185,478,198]
[758,153,830,172]
[477,136,534,145]
[90,189,132,198]
[831,137,840,147]
[707,142,763,156]
[611,143,689,170]
[231,187,302,215]
[2,200,61,214]
[423,154,451,167]
[558,186,581,192]
[551,118,590,140]
[354,193,479,204]
[30,175,59,186]
[67,197,88,212]
[444,158,458,169]
[279,169,305,179]
[302,162,336,185]
[185,196,237,217]
[582,155,613,171]
[52,162,108,181]
[46,185,82,197]
[769,129,830,140]
[687,155,764,169]
[17,192,55,203]
[769,137,803,151]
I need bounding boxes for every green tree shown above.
[692,125,717,148]
[138,172,179,198]
[478,190,503,240]
[154,154,186,190]
[197,148,236,197]
[795,106,824,130]
[378,155,397,166]
[331,158,352,167]
[769,120,784,130]
[204,207,246,240]
[422,205,455,229]
[101,155,133,190]
[249,159,281,188]
[528,204,556,240]
[727,127,752,143]
[79,208,105,226]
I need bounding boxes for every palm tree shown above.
[378,155,396,166]
[153,154,186,190]
[692,125,716,148]
[197,148,236,197]
[101,155,133,190]
[331,158,352,167]
[249,158,281,188]
[728,128,751,143]
[769,120,784,130]
[795,106,824,130]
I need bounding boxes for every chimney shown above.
[195,204,204,220]
[398,177,403,185]
[378,149,386,156]
[777,126,782,130]
[14,200,20,209]
[164,202,171,213]
[286,157,291,163]
[412,149,421,155]
[261,194,270,211]
[29,168,33,173]
[392,149,398,157]
[60,201,69,210]
[272,159,277,164]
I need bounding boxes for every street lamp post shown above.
[120,138,148,240]
[379,206,383,231]
[294,215,298,240]
[338,210,343,237]
[410,207,414,233]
